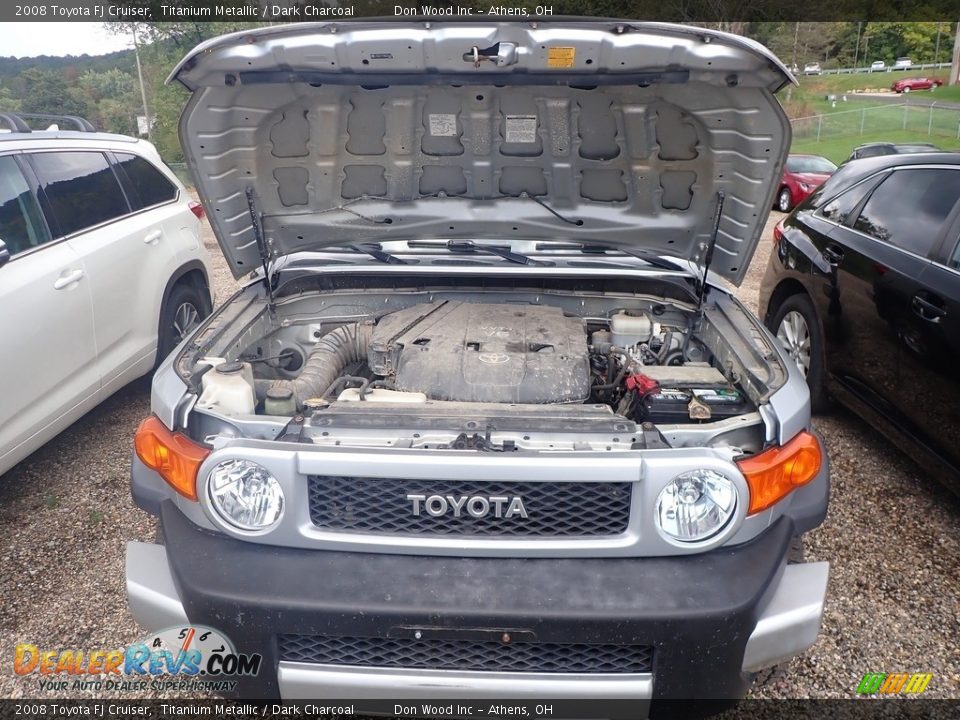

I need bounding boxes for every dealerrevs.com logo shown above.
[14,626,261,693]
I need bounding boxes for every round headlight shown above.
[656,469,737,543]
[207,459,284,531]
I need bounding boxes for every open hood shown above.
[172,20,793,284]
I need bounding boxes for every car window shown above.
[817,176,881,225]
[113,153,177,209]
[0,155,51,255]
[857,146,888,159]
[949,240,960,270]
[852,168,960,256]
[786,156,837,174]
[29,151,129,237]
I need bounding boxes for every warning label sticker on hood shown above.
[505,115,538,143]
[428,113,458,136]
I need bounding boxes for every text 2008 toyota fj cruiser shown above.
[126,20,829,715]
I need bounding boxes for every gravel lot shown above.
[1,212,959,703]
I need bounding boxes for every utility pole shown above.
[951,19,960,85]
[132,25,152,141]
[791,22,800,69]
[854,22,862,69]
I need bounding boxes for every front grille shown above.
[306,477,632,537]
[278,635,654,674]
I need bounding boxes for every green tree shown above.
[20,68,90,120]
[0,83,22,112]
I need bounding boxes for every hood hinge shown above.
[245,186,276,312]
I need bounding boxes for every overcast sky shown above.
[0,23,134,58]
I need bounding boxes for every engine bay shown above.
[190,291,769,438]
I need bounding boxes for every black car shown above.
[847,142,941,162]
[759,153,960,492]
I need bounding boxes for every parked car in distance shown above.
[893,57,912,70]
[804,62,822,75]
[776,154,838,212]
[0,112,213,477]
[891,76,943,93]
[847,141,941,162]
[870,60,886,71]
[760,153,960,493]
[126,20,830,709]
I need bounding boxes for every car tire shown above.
[902,86,910,93]
[776,187,792,213]
[769,293,829,413]
[157,280,212,369]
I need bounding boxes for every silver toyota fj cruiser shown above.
[126,19,829,714]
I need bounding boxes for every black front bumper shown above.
[159,502,796,704]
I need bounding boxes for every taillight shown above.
[773,219,785,247]
[188,201,205,220]
[736,431,822,514]
[134,416,209,501]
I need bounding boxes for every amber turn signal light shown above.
[134,415,209,502]
[737,431,822,515]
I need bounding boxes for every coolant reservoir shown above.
[198,361,256,416]
[610,310,653,347]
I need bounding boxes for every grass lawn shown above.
[780,72,960,164]
[781,71,957,117]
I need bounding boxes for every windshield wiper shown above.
[446,239,549,266]
[334,242,410,265]
[535,242,684,271]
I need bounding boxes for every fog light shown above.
[656,469,737,542]
[207,459,284,531]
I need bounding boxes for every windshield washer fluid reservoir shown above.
[198,361,256,416]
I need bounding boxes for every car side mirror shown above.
[0,239,9,270]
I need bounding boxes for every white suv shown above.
[0,114,213,476]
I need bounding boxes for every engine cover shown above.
[369,301,591,404]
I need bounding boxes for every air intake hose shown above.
[271,323,373,410]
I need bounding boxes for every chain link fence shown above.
[791,102,960,142]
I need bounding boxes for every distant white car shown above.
[870,60,886,71]
[803,62,822,75]
[0,113,214,476]
[894,57,912,70]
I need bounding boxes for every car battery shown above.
[630,364,751,423]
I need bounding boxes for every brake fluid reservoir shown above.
[198,361,256,416]
[610,310,653,347]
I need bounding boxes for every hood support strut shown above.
[683,191,725,362]
[245,186,276,313]
[697,190,725,312]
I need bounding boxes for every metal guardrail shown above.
[807,62,952,76]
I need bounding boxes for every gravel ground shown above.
[1,212,959,703]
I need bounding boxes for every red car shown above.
[892,77,944,93]
[775,154,837,212]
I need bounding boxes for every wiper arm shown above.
[535,242,684,271]
[446,240,550,266]
[342,242,410,265]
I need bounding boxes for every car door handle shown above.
[143,229,163,245]
[822,244,845,265]
[53,269,84,290]
[911,294,946,322]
